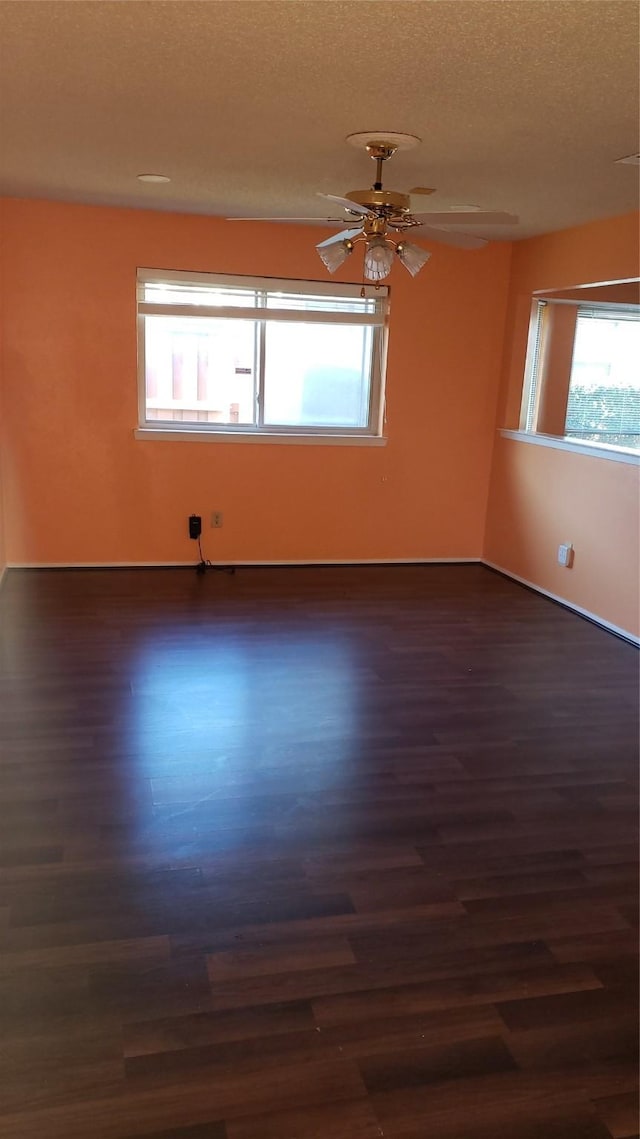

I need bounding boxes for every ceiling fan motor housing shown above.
[345,188,411,214]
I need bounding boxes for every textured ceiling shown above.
[0,0,638,240]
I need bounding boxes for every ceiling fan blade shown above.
[411,211,518,225]
[317,193,370,216]
[226,216,349,222]
[316,226,364,249]
[418,226,488,250]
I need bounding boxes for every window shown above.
[564,308,640,451]
[520,297,640,455]
[137,269,388,439]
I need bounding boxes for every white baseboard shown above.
[8,560,195,569]
[7,556,481,570]
[484,560,639,646]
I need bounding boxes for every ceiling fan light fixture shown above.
[396,240,431,278]
[363,237,395,282]
[316,238,354,273]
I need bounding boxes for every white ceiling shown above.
[0,0,638,240]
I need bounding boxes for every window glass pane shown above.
[565,314,640,451]
[144,316,257,425]
[263,322,373,428]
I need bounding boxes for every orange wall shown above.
[0,404,5,579]
[0,399,5,581]
[485,212,640,638]
[0,217,5,582]
[1,198,512,565]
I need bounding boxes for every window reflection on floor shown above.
[128,632,362,828]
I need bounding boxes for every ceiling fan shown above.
[228,132,518,282]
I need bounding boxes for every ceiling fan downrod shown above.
[366,141,398,191]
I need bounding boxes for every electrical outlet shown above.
[211,511,223,529]
[558,542,574,567]
[188,514,202,540]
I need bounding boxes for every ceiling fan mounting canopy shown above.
[345,131,422,152]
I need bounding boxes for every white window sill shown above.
[500,429,640,466]
[134,427,387,446]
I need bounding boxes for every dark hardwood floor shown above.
[0,564,637,1138]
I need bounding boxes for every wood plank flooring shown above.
[0,564,637,1138]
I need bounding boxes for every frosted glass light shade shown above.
[396,241,431,277]
[363,237,395,282]
[316,239,354,273]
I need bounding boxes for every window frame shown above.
[136,268,389,442]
